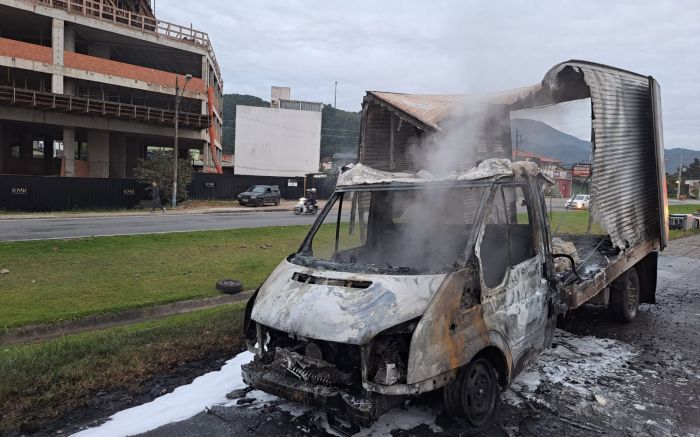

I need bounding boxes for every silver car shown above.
[565,194,590,210]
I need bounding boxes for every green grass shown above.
[668,203,700,214]
[0,226,322,329]
[2,204,696,330]
[545,210,605,235]
[545,205,698,240]
[0,303,247,433]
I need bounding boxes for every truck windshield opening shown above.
[292,186,488,274]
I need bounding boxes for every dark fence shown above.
[0,173,314,211]
[0,175,146,211]
[305,173,338,199]
[188,173,305,200]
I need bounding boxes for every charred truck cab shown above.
[242,60,667,431]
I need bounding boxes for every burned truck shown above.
[241,60,668,431]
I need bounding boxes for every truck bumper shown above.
[241,359,402,427]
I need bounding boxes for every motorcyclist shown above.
[304,188,317,209]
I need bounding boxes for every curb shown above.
[199,208,292,215]
[0,208,295,220]
[0,291,254,346]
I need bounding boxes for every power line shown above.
[235,113,318,135]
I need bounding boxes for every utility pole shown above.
[677,154,684,200]
[173,74,192,208]
[334,81,337,108]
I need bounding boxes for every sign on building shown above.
[572,163,592,178]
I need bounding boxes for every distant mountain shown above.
[664,148,700,174]
[511,118,592,165]
[221,94,361,157]
[512,118,700,174]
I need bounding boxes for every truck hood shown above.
[250,259,446,345]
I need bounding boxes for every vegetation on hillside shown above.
[320,105,361,157]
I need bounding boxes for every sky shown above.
[154,0,700,149]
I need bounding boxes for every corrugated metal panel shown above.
[547,62,660,250]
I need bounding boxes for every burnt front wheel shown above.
[609,267,640,322]
[461,358,500,430]
[444,358,500,430]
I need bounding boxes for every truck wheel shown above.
[274,199,280,206]
[608,267,640,322]
[461,358,500,430]
[444,358,500,429]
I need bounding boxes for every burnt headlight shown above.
[369,319,419,386]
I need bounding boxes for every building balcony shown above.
[0,85,209,130]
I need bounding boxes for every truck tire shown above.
[216,279,243,294]
[608,267,640,322]
[444,358,500,430]
[461,357,500,430]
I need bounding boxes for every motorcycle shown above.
[293,197,318,215]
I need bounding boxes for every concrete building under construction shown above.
[0,0,224,178]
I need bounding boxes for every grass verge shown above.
[0,302,247,434]
[548,205,699,240]
[0,226,315,329]
[1,205,696,330]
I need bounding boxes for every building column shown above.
[64,23,76,96]
[51,18,64,94]
[63,127,75,177]
[87,130,109,178]
[109,134,126,178]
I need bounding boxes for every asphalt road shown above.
[135,237,700,437]
[0,211,321,242]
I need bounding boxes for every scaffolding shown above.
[30,0,223,87]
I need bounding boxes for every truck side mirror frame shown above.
[551,253,581,284]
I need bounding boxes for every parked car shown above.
[565,194,590,209]
[237,185,281,207]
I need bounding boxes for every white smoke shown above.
[407,98,509,176]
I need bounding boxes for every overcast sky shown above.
[155,0,699,149]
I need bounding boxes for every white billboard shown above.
[234,105,322,177]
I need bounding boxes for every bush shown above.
[134,150,193,202]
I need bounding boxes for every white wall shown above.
[234,105,322,177]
